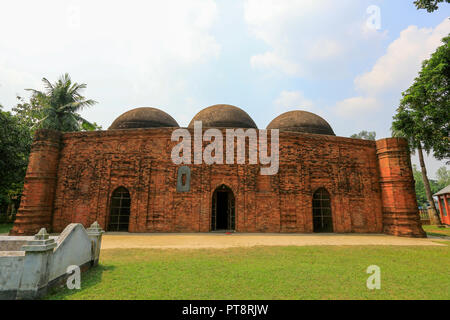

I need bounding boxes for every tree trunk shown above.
[417,143,442,225]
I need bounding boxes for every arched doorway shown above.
[108,187,131,232]
[312,188,333,233]
[211,185,235,231]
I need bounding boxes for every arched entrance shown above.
[108,187,131,232]
[313,188,333,233]
[211,185,235,231]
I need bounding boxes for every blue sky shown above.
[0,0,449,177]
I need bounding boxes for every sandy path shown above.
[101,233,445,249]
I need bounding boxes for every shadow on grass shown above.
[427,232,450,240]
[423,225,450,236]
[45,264,116,300]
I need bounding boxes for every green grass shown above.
[46,244,450,300]
[423,225,450,237]
[0,223,13,234]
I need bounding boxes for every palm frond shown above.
[41,77,54,95]
[25,88,44,96]
[25,73,97,132]
[30,115,49,129]
[79,99,98,108]
[73,113,97,131]
[69,82,87,96]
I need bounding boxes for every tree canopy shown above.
[436,166,450,188]
[350,131,376,141]
[414,0,450,12]
[392,35,449,224]
[0,73,100,215]
[392,35,450,163]
[26,73,100,132]
[413,165,448,207]
[0,106,33,213]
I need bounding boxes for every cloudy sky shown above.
[0,0,449,177]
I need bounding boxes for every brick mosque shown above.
[10,104,426,237]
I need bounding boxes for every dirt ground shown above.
[101,233,445,249]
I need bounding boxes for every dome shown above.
[109,107,179,130]
[188,104,257,129]
[267,110,335,135]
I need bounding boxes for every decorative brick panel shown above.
[11,128,424,237]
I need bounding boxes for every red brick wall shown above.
[10,130,61,235]
[376,138,426,237]
[11,128,425,237]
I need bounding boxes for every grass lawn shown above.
[46,244,450,300]
[0,223,13,234]
[423,225,450,237]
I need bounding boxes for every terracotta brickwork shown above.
[376,138,426,237]
[11,128,425,237]
[11,130,61,236]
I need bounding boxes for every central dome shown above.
[109,107,179,130]
[267,111,335,135]
[188,104,257,129]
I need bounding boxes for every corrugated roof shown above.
[434,185,450,196]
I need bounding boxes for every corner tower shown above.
[10,130,61,235]
[376,138,426,237]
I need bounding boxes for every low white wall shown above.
[0,222,104,300]
[0,236,34,251]
[0,252,25,299]
[49,224,93,282]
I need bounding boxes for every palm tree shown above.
[27,73,98,132]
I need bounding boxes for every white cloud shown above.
[355,19,450,95]
[307,39,344,61]
[0,61,41,106]
[274,90,314,113]
[251,52,301,76]
[244,0,385,77]
[0,0,220,125]
[334,96,380,117]
[334,18,450,119]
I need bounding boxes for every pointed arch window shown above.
[313,188,333,233]
[108,187,131,232]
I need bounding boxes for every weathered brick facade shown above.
[11,128,425,237]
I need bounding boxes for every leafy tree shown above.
[413,165,444,207]
[414,0,450,12]
[392,108,442,224]
[392,36,450,225]
[436,166,450,189]
[26,73,100,132]
[0,105,33,216]
[0,74,100,216]
[413,36,449,162]
[12,95,45,134]
[413,165,427,207]
[350,131,376,141]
